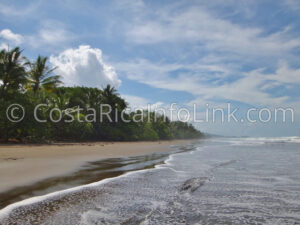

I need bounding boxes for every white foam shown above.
[0,174,117,220]
[214,136,300,146]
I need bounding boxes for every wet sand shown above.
[0,140,190,194]
[0,151,176,209]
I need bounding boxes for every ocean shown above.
[0,137,300,224]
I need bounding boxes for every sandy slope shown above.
[0,140,190,193]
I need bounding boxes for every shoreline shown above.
[0,140,193,194]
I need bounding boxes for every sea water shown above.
[0,137,300,224]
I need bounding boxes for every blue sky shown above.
[1,0,300,137]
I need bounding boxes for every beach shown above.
[1,137,299,224]
[0,140,190,194]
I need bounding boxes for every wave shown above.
[213,136,300,146]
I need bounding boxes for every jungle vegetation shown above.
[0,47,203,142]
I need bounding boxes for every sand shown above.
[0,140,191,193]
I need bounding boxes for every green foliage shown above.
[0,47,27,98]
[140,123,159,141]
[0,46,203,142]
[169,121,203,139]
[26,55,62,93]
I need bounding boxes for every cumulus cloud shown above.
[0,29,23,48]
[50,45,121,88]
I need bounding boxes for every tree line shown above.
[0,47,203,142]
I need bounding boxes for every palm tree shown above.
[85,87,102,109]
[27,56,62,94]
[0,47,27,96]
[102,84,127,110]
[102,84,118,101]
[100,84,127,128]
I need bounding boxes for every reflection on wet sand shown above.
[0,143,198,210]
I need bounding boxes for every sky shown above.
[0,0,300,137]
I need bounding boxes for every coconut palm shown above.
[27,56,62,94]
[102,84,118,102]
[0,47,27,96]
[102,84,127,110]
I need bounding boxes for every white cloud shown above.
[268,61,300,84]
[0,29,23,46]
[0,43,7,50]
[27,20,74,48]
[0,2,38,17]
[38,28,69,45]
[115,3,300,111]
[116,2,300,112]
[121,94,163,110]
[126,6,300,58]
[116,59,291,107]
[50,45,121,88]
[0,21,73,51]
